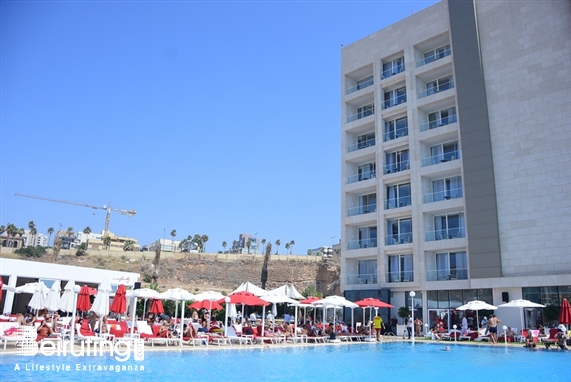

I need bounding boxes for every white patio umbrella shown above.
[91,279,112,332]
[127,288,160,316]
[268,283,304,299]
[497,299,545,331]
[15,282,49,295]
[28,281,47,312]
[43,280,61,313]
[456,300,497,333]
[232,282,266,296]
[158,288,195,325]
[58,280,76,314]
[313,296,358,336]
[193,291,225,328]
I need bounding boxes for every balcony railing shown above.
[347,138,375,153]
[346,273,378,285]
[347,238,377,250]
[347,203,377,217]
[416,47,452,67]
[381,66,405,79]
[385,197,411,210]
[425,228,465,241]
[384,127,409,142]
[383,95,406,109]
[418,79,455,99]
[386,271,414,283]
[347,171,376,184]
[347,107,374,123]
[421,152,460,167]
[384,162,409,174]
[426,268,468,281]
[385,233,412,246]
[346,77,374,95]
[423,188,463,203]
[419,114,458,132]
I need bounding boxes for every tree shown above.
[285,242,290,254]
[307,249,312,256]
[28,221,37,247]
[47,227,54,247]
[289,240,295,254]
[64,227,74,250]
[170,230,177,253]
[75,242,87,256]
[151,242,161,289]
[232,240,238,254]
[103,235,112,250]
[301,285,321,298]
[15,246,47,258]
[201,235,209,252]
[5,223,17,247]
[246,239,252,254]
[261,239,266,254]
[275,239,281,255]
[52,236,62,263]
[123,240,135,252]
[261,243,271,289]
[83,227,92,249]
[398,306,410,324]
[222,241,227,253]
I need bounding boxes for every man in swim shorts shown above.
[487,314,501,344]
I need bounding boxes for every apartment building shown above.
[340,0,571,329]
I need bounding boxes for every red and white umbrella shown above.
[559,298,571,328]
[76,285,93,312]
[109,284,127,317]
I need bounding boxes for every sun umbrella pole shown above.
[224,300,230,337]
[294,305,298,340]
[261,305,266,336]
[179,300,185,345]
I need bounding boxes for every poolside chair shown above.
[136,321,180,347]
[226,326,254,345]
[1,323,28,350]
[75,323,109,345]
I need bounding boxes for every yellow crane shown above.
[15,192,136,237]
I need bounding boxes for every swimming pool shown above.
[1,342,570,382]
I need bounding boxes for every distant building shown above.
[149,238,181,253]
[308,246,332,258]
[20,230,48,247]
[238,233,259,254]
[87,231,140,252]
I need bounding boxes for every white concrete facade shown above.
[340,0,571,330]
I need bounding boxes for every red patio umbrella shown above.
[300,296,321,305]
[354,298,394,309]
[76,285,92,311]
[149,299,164,315]
[559,298,571,327]
[189,300,223,311]
[0,279,3,302]
[219,292,269,307]
[109,284,127,315]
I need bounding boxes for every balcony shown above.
[421,152,460,167]
[383,95,406,110]
[416,47,451,67]
[347,171,376,184]
[419,114,457,132]
[426,268,468,281]
[383,162,409,175]
[347,203,377,217]
[423,188,463,203]
[347,106,374,123]
[384,127,409,142]
[425,228,465,241]
[418,78,454,99]
[385,233,412,246]
[381,66,404,80]
[385,196,411,210]
[347,137,375,153]
[346,76,374,95]
[386,271,414,283]
[346,273,378,285]
[347,238,377,250]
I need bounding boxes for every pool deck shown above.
[0,336,527,356]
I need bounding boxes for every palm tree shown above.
[285,242,290,254]
[47,227,54,247]
[170,230,177,253]
[261,239,266,254]
[307,249,312,256]
[232,240,238,254]
[83,227,91,249]
[103,235,112,250]
[6,223,18,248]
[275,239,281,255]
[123,240,135,251]
[201,235,209,252]
[28,221,36,247]
[66,227,74,249]
[246,239,252,254]
[222,241,227,253]
[289,240,295,254]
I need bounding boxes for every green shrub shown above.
[15,246,47,258]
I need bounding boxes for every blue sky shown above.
[1,0,438,253]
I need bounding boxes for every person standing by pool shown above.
[390,316,398,335]
[373,313,384,341]
[406,315,413,339]
[488,314,501,344]
[461,315,468,336]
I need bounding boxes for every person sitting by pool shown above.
[159,321,173,338]
[326,322,336,340]
[36,320,54,342]
[506,327,515,342]
[431,324,443,340]
[554,326,569,350]
[524,330,536,349]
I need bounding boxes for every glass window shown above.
[388,254,413,282]
[387,218,412,244]
[427,291,438,309]
[357,162,376,181]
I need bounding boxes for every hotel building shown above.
[340,0,570,329]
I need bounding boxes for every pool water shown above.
[1,342,570,382]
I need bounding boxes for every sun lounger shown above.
[1,323,27,350]
[136,321,180,347]
[226,326,254,345]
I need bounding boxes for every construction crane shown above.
[15,193,136,237]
